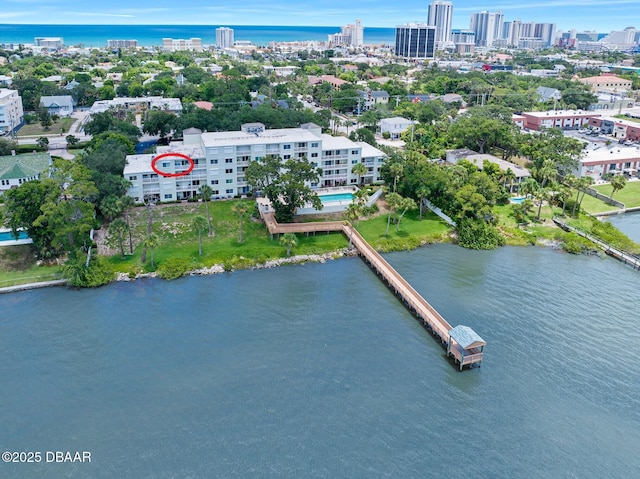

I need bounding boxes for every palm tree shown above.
[142,232,160,269]
[100,195,121,222]
[280,233,298,257]
[573,176,594,216]
[117,195,136,254]
[192,215,207,255]
[389,162,404,192]
[609,174,627,199]
[231,202,249,243]
[537,159,557,188]
[351,162,368,187]
[199,185,214,236]
[385,191,402,236]
[501,168,517,194]
[109,218,128,259]
[555,184,571,217]
[519,177,539,200]
[535,187,550,221]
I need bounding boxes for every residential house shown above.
[445,148,530,189]
[536,86,562,103]
[39,95,75,117]
[379,117,415,139]
[0,152,51,193]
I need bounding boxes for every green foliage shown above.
[562,232,593,255]
[63,253,114,288]
[156,257,196,280]
[457,218,505,250]
[245,155,322,223]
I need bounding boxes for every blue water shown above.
[607,210,640,242]
[1,244,640,477]
[0,24,395,48]
[320,192,353,203]
[0,231,28,241]
[510,196,526,204]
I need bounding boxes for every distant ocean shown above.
[0,24,396,48]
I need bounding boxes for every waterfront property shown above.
[445,148,531,189]
[124,124,387,203]
[575,144,640,180]
[0,152,51,193]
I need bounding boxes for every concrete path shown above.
[0,279,67,294]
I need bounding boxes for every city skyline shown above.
[0,0,638,32]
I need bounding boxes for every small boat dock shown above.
[262,212,486,370]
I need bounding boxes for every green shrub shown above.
[457,219,505,250]
[63,253,114,287]
[156,257,196,280]
[562,232,592,254]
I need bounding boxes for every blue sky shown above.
[0,0,638,32]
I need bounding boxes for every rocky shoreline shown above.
[114,248,357,282]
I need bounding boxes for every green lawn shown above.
[16,117,75,137]
[592,180,640,208]
[614,114,640,124]
[357,209,451,251]
[0,245,63,288]
[104,200,453,274]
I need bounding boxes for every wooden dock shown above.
[262,212,485,370]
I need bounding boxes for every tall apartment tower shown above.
[216,27,235,49]
[395,24,436,59]
[427,1,453,50]
[469,11,504,47]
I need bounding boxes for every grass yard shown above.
[103,199,350,274]
[16,117,75,137]
[592,180,640,208]
[102,200,454,275]
[357,209,451,251]
[0,245,63,288]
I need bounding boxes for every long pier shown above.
[553,217,640,270]
[262,212,485,370]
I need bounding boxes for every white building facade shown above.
[124,123,386,203]
[215,28,235,49]
[162,38,202,52]
[0,89,24,135]
[428,1,453,50]
[470,11,504,47]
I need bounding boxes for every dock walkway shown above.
[553,217,640,270]
[262,213,484,369]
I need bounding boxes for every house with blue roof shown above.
[39,95,76,117]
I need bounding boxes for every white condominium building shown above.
[215,27,234,49]
[0,89,24,135]
[428,1,453,50]
[469,11,504,47]
[124,123,387,203]
[162,38,203,52]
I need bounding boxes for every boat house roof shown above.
[449,325,486,350]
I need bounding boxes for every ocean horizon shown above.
[0,24,396,48]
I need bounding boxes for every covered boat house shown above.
[447,325,486,370]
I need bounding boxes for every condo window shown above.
[225,168,233,174]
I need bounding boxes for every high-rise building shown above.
[469,11,504,47]
[395,24,436,59]
[427,1,453,50]
[216,27,234,49]
[34,37,64,49]
[328,19,364,47]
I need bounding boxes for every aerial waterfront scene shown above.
[1,0,640,477]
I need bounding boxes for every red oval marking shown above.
[151,152,195,178]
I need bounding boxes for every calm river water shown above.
[1,241,639,478]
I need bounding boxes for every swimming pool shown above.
[0,231,29,241]
[510,197,526,204]
[319,193,354,204]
